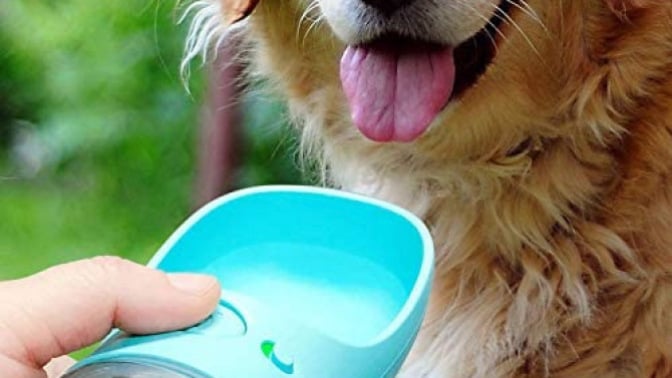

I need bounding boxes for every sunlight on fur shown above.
[183,0,672,376]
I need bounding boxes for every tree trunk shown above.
[194,41,242,208]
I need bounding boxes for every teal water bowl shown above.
[65,186,434,377]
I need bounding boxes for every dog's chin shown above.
[338,1,514,143]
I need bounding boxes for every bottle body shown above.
[63,361,208,378]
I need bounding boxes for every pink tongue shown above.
[340,44,455,142]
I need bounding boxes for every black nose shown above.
[360,0,413,15]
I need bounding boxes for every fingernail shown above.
[168,274,219,296]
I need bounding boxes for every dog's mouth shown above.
[339,1,514,143]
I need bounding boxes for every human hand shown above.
[0,256,221,377]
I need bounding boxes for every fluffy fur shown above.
[184,0,672,376]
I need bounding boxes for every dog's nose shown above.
[360,0,413,15]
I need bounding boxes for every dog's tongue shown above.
[340,44,455,142]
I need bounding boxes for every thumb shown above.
[0,256,220,377]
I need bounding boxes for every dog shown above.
[183,0,672,376]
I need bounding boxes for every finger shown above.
[44,356,76,378]
[0,256,220,373]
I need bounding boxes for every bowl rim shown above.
[148,185,435,347]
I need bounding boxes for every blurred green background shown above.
[0,0,304,281]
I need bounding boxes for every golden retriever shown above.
[184,0,672,376]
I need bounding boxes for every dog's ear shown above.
[604,0,650,18]
[223,0,260,25]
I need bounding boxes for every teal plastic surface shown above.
[66,186,434,377]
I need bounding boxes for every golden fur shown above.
[186,0,672,376]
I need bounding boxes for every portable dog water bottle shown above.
[64,186,434,378]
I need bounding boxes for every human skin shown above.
[0,256,220,377]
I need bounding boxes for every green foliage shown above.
[0,0,303,280]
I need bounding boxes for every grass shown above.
[0,174,192,279]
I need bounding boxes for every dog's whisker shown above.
[306,12,328,45]
[510,0,545,27]
[489,2,542,59]
[482,26,499,53]
[296,3,310,44]
[296,0,321,44]
[298,0,319,26]
[461,2,507,46]
[302,14,327,46]
[507,0,549,35]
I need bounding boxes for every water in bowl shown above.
[204,242,408,345]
